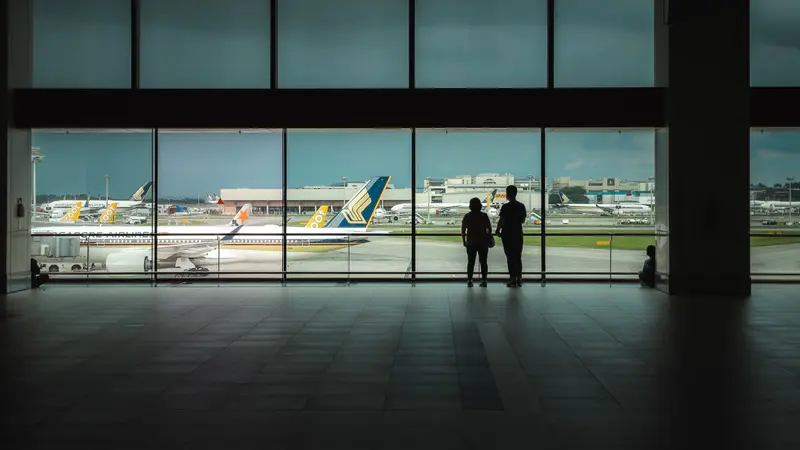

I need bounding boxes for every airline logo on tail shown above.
[99,202,118,224]
[305,205,329,228]
[130,181,153,202]
[559,192,571,204]
[58,203,82,222]
[485,188,498,208]
[326,176,391,229]
[231,203,252,226]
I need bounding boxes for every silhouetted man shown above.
[639,245,656,288]
[496,185,526,287]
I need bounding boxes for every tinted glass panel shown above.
[554,0,654,87]
[33,0,131,88]
[140,0,270,88]
[277,0,409,88]
[750,130,800,280]
[415,0,547,88]
[751,0,800,86]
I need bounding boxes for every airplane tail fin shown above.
[59,202,82,222]
[305,205,329,228]
[485,188,498,208]
[325,176,391,229]
[98,202,118,224]
[129,181,153,201]
[231,203,252,226]
[559,192,570,204]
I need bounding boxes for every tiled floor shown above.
[1,284,799,449]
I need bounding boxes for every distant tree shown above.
[548,193,561,204]
[774,183,784,188]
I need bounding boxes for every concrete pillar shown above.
[654,0,751,295]
[2,0,33,297]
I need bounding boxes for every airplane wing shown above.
[155,224,244,262]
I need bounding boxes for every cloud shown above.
[565,158,585,170]
[757,148,793,160]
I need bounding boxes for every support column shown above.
[654,0,751,295]
[2,0,33,297]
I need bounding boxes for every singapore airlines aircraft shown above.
[31,176,391,274]
[43,181,152,213]
[554,192,652,215]
[377,189,498,222]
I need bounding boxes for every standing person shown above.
[495,185,527,287]
[461,197,492,287]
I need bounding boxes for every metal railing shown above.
[30,230,800,283]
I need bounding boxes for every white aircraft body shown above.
[43,181,152,213]
[31,176,392,274]
[554,192,652,215]
[378,189,499,222]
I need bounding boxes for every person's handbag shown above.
[487,233,496,249]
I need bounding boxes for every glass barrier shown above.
[35,230,800,282]
[751,232,800,281]
[414,232,542,280]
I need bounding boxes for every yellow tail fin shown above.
[59,203,82,222]
[99,202,118,224]
[305,205,329,228]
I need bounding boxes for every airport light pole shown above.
[104,174,110,206]
[789,176,795,223]
[426,177,431,224]
[31,147,44,210]
[528,174,533,219]
[341,177,347,210]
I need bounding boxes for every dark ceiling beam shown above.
[13,88,665,129]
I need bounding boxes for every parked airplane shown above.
[46,202,118,224]
[299,205,329,228]
[376,189,498,222]
[553,192,652,215]
[31,176,392,274]
[43,181,152,213]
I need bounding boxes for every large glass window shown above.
[277,0,409,88]
[32,0,131,88]
[140,0,271,88]
[554,0,654,87]
[31,130,154,280]
[545,129,655,279]
[751,0,800,86]
[286,130,411,278]
[415,0,547,88]
[750,130,800,280]
[157,130,283,279]
[414,129,541,279]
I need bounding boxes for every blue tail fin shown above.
[130,181,153,201]
[325,176,391,229]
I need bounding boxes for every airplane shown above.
[30,176,392,275]
[48,202,82,223]
[758,200,796,210]
[377,189,499,222]
[298,205,329,228]
[206,193,223,204]
[43,181,153,213]
[553,192,652,215]
[45,201,119,224]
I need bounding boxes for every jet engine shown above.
[487,207,499,218]
[105,252,153,273]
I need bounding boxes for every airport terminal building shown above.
[220,174,548,215]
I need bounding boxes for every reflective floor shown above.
[1,284,798,449]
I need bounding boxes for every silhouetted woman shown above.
[461,197,492,287]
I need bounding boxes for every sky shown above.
[33,130,662,198]
[750,131,800,185]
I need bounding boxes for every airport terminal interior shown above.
[2,1,799,448]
